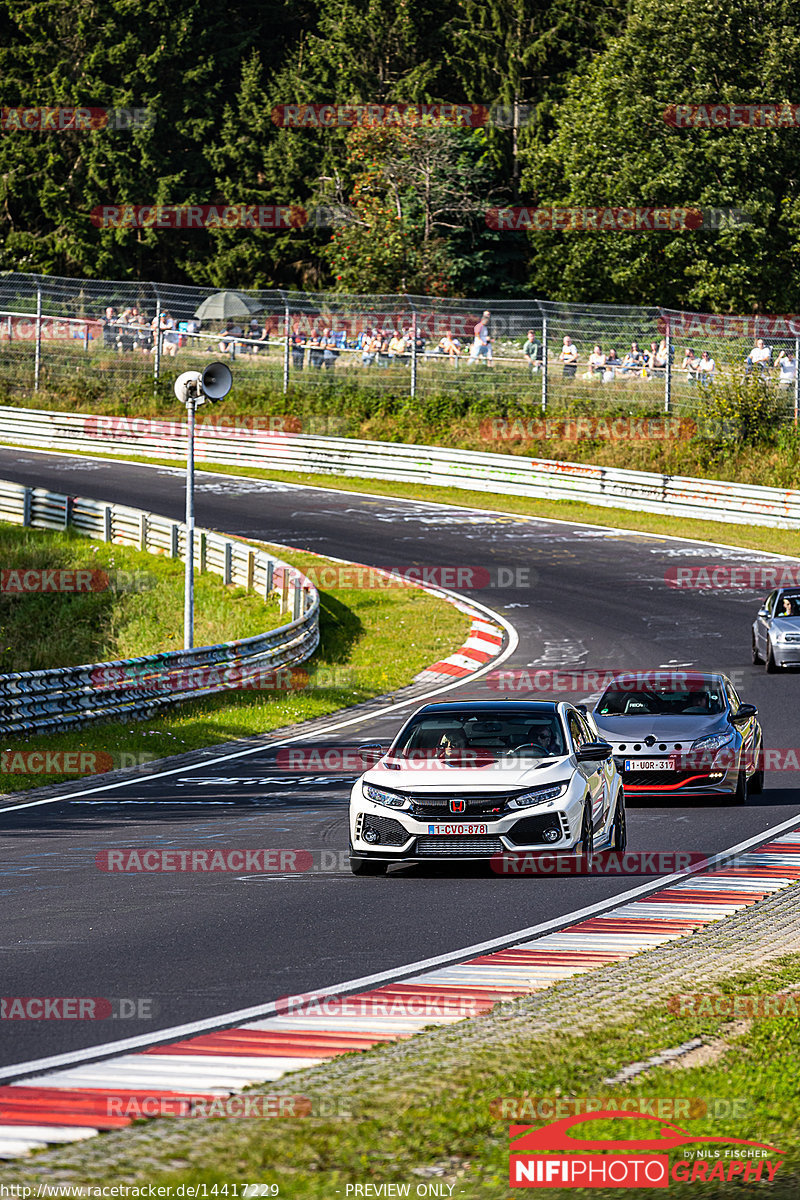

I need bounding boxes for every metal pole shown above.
[411,310,417,399]
[153,297,162,388]
[34,287,42,391]
[665,327,672,414]
[283,302,290,394]
[795,337,799,428]
[83,320,89,354]
[184,396,195,649]
[541,313,548,413]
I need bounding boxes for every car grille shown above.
[406,790,525,817]
[623,769,725,787]
[415,836,505,856]
[507,814,565,845]
[359,813,409,846]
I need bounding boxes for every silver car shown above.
[752,587,800,671]
[591,672,763,804]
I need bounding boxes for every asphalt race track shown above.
[1,448,798,1073]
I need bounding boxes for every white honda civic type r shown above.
[349,700,626,874]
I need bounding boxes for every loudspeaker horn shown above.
[201,361,233,401]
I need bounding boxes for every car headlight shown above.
[691,733,734,752]
[507,782,569,809]
[362,783,410,810]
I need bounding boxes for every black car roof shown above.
[414,700,561,715]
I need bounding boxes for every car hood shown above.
[361,756,571,792]
[771,618,800,633]
[591,714,729,741]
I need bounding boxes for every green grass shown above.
[0,523,288,673]
[0,540,470,793]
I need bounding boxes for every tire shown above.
[350,857,388,876]
[732,769,748,805]
[610,793,627,852]
[752,633,762,664]
[749,746,765,795]
[765,640,779,673]
[577,802,594,864]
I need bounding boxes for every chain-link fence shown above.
[1,273,799,426]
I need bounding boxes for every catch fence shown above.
[1,273,799,423]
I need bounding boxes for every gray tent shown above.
[193,291,264,321]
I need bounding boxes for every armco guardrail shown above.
[0,479,319,734]
[0,404,799,529]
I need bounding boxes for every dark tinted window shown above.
[596,688,725,716]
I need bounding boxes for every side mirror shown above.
[757,607,769,619]
[358,742,384,764]
[576,740,613,763]
[731,703,757,724]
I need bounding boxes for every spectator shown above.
[131,312,151,352]
[696,349,715,385]
[745,337,771,375]
[185,317,201,347]
[100,307,117,350]
[681,347,700,384]
[646,340,667,377]
[321,327,339,369]
[620,341,645,376]
[160,311,179,358]
[522,329,542,376]
[437,330,460,362]
[559,335,578,378]
[362,329,380,366]
[250,320,271,355]
[413,328,426,358]
[777,349,797,389]
[388,329,408,362]
[218,319,243,353]
[290,321,305,370]
[603,349,620,381]
[308,329,324,369]
[587,344,606,378]
[468,310,493,364]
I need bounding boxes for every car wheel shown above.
[765,640,779,673]
[577,802,594,862]
[732,769,748,805]
[350,857,387,876]
[752,633,762,664]
[610,793,627,852]
[749,749,765,795]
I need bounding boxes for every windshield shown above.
[392,712,566,764]
[596,687,725,716]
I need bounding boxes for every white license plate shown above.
[625,758,675,771]
[426,823,489,835]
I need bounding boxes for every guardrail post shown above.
[665,328,672,414]
[34,287,42,392]
[281,568,289,613]
[283,300,290,395]
[199,530,207,573]
[170,523,179,557]
[139,512,147,550]
[795,338,799,428]
[22,487,32,527]
[103,505,112,541]
[541,314,548,413]
[64,495,72,530]
[246,549,255,590]
[264,559,273,599]
[411,310,417,399]
[153,297,162,388]
[223,542,232,585]
[292,579,302,620]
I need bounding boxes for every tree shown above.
[520,0,800,311]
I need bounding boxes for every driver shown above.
[781,596,797,616]
[437,729,468,763]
